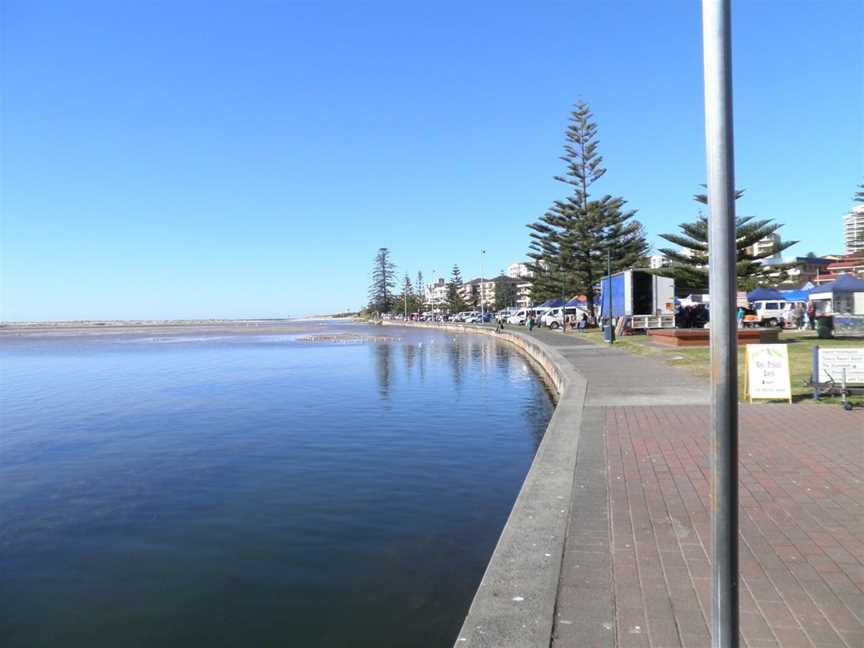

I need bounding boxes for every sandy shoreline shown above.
[0,318,365,338]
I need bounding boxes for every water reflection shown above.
[447,337,464,391]
[401,343,416,377]
[0,325,555,648]
[373,343,392,400]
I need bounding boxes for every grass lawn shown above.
[577,328,864,405]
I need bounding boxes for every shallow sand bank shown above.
[0,319,348,338]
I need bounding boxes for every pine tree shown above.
[468,283,480,308]
[494,276,518,310]
[414,271,424,309]
[526,101,648,316]
[368,248,397,313]
[397,273,415,317]
[654,189,798,293]
[447,265,466,314]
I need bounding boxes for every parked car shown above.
[463,311,482,323]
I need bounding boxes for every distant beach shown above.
[0,319,359,338]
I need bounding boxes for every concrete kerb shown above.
[381,322,588,648]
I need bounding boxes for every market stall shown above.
[807,274,864,316]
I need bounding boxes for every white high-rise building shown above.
[747,232,782,264]
[424,278,448,310]
[506,262,532,279]
[844,205,864,254]
[649,254,670,269]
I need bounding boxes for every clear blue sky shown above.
[2,1,862,320]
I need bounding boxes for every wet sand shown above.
[0,319,363,338]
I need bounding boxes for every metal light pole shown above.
[702,1,740,647]
[605,248,615,344]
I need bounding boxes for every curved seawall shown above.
[382,321,587,647]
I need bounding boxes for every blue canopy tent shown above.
[538,298,566,308]
[811,274,864,293]
[746,287,783,302]
[780,289,810,302]
[565,295,587,307]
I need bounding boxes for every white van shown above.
[751,300,805,327]
[542,306,587,329]
[508,309,528,325]
[530,307,552,325]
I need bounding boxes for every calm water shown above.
[0,323,554,647]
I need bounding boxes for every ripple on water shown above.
[0,326,554,648]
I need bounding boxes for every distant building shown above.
[812,252,864,284]
[516,282,532,308]
[458,278,482,306]
[424,278,448,311]
[459,276,522,309]
[746,233,783,264]
[506,262,533,280]
[767,255,832,286]
[503,262,534,307]
[844,205,864,254]
[648,254,670,269]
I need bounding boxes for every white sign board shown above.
[745,344,791,402]
[818,347,864,384]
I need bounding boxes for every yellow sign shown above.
[744,344,792,403]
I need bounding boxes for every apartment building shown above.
[844,205,864,254]
[458,276,522,309]
[423,278,448,310]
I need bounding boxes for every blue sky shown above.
[2,1,862,320]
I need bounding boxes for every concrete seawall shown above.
[382,321,587,647]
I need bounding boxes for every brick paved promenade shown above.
[527,329,863,648]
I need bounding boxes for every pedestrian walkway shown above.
[527,329,709,406]
[528,328,864,648]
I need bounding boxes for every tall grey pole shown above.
[607,249,615,344]
[702,1,739,647]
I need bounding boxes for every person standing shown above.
[527,314,534,332]
[578,313,588,329]
[807,301,816,330]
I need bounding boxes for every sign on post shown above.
[744,344,792,403]
[817,347,864,385]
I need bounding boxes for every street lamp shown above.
[604,248,615,344]
[702,1,740,646]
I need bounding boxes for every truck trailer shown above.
[599,270,676,329]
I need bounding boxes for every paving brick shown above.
[539,328,864,648]
[771,626,815,648]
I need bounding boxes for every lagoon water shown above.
[0,323,554,647]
